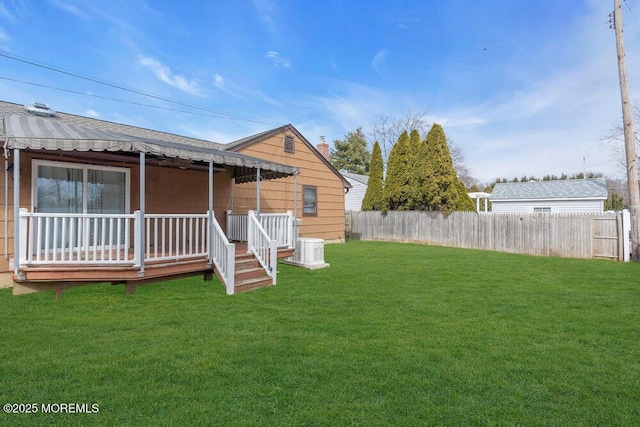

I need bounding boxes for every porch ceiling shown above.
[3,113,299,181]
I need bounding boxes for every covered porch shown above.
[4,113,300,296]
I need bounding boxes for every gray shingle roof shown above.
[341,171,369,185]
[490,178,608,200]
[0,100,225,150]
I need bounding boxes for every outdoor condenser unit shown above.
[286,238,329,269]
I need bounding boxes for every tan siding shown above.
[233,131,346,241]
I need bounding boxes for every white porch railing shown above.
[247,210,278,285]
[227,211,294,248]
[208,210,235,295]
[19,210,136,265]
[145,214,209,262]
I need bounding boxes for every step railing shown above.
[209,211,236,295]
[258,211,294,248]
[247,210,278,285]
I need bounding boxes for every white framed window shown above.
[30,160,131,252]
[302,185,317,216]
[32,159,130,215]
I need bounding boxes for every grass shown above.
[0,240,639,426]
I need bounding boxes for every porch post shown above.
[208,162,214,214]
[138,152,145,274]
[208,161,214,261]
[293,172,299,243]
[294,172,298,219]
[13,148,20,276]
[256,167,261,218]
[4,155,8,259]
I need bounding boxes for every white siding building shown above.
[490,178,608,213]
[342,172,369,212]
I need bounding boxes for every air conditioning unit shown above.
[285,238,329,269]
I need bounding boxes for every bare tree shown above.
[369,111,477,188]
[370,112,430,161]
[448,139,477,188]
[601,103,640,177]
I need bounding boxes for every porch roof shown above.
[3,113,299,182]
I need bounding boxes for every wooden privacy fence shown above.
[347,211,630,261]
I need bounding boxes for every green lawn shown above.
[1,241,639,426]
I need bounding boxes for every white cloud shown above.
[84,109,99,118]
[265,51,291,68]
[211,72,280,106]
[0,26,10,42]
[139,56,203,96]
[47,0,90,19]
[252,0,278,34]
[371,49,389,76]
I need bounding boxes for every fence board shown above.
[348,211,625,260]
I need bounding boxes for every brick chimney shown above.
[317,136,330,160]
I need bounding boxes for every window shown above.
[533,207,552,213]
[32,160,130,249]
[302,186,317,216]
[284,135,295,154]
[33,160,130,215]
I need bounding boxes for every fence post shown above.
[270,239,277,285]
[622,209,631,262]
[133,210,142,268]
[286,211,293,248]
[247,210,255,253]
[18,208,28,265]
[226,243,235,295]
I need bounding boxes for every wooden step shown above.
[234,276,273,293]
[235,266,265,281]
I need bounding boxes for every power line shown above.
[0,75,277,125]
[0,51,278,126]
[624,0,640,27]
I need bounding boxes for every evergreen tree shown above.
[330,127,370,174]
[407,129,429,210]
[605,192,625,211]
[455,180,476,211]
[384,131,412,210]
[361,141,385,211]
[423,124,460,212]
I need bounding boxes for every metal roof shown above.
[490,178,608,200]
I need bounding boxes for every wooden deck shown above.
[12,243,294,296]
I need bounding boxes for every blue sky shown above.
[1,0,639,183]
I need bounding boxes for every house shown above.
[0,100,339,296]
[225,126,351,243]
[490,178,608,213]
[341,172,369,212]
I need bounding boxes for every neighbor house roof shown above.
[0,100,299,183]
[226,124,352,189]
[490,178,608,201]
[341,171,369,186]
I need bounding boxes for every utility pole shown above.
[613,0,640,262]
